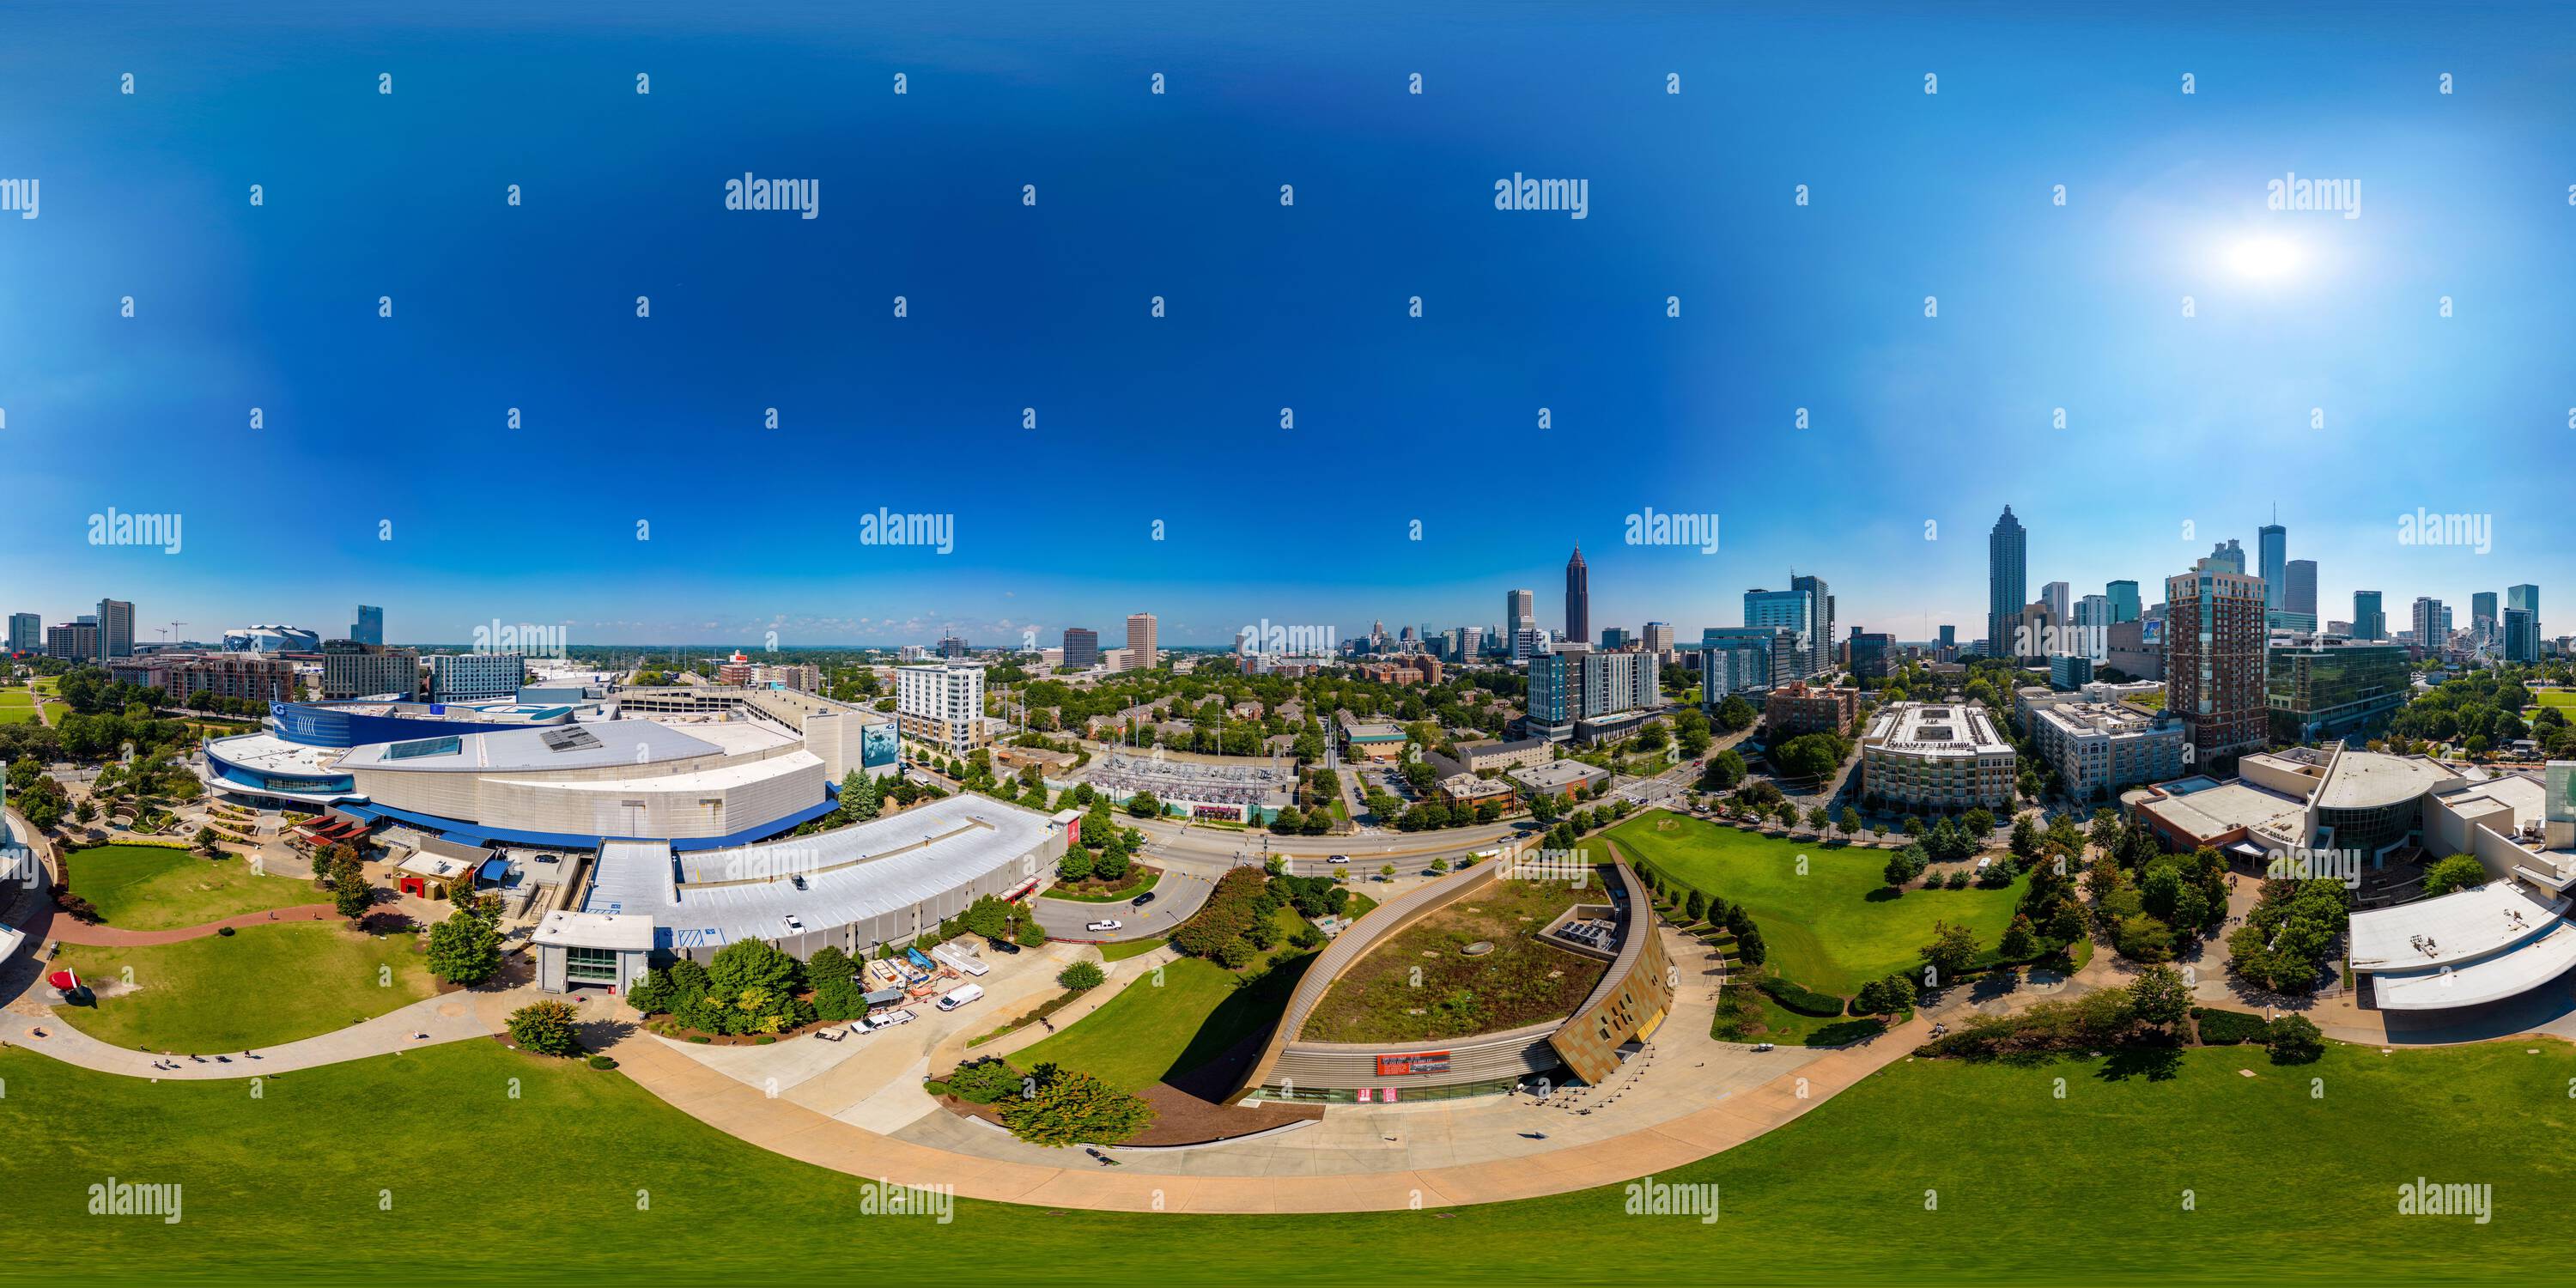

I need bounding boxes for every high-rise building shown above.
[2106,580,2142,624]
[1507,588,1535,634]
[936,635,970,659]
[2166,558,2268,758]
[46,620,100,661]
[351,605,384,647]
[7,612,40,653]
[1524,652,1575,740]
[2284,560,2318,618]
[1564,547,1589,649]
[1937,624,1957,650]
[1790,573,1832,676]
[2266,640,2410,744]
[2257,523,2287,612]
[1642,622,1674,656]
[95,598,134,659]
[2508,584,2541,634]
[1989,506,2027,664]
[1745,588,1814,676]
[2206,539,2246,575]
[896,660,990,755]
[1599,627,1632,650]
[1062,628,1099,670]
[1701,627,1799,698]
[2352,591,2385,641]
[428,652,524,702]
[1848,629,1894,680]
[2505,607,2540,664]
[2471,591,2499,644]
[1124,613,1157,671]
[321,641,419,701]
[2040,581,2072,629]
[2410,597,2448,651]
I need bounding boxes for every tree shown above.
[708,939,805,999]
[1125,790,1163,818]
[1855,973,1917,1016]
[331,867,374,920]
[1057,960,1107,991]
[1713,695,1758,732]
[2127,963,2190,1030]
[1057,848,1095,883]
[425,908,504,986]
[2263,1013,2324,1064]
[1997,914,2037,961]
[1807,805,1832,835]
[191,824,219,854]
[2421,853,2488,897]
[808,945,869,1020]
[1920,919,1979,984]
[997,1062,1156,1147]
[507,999,583,1056]
[963,894,1013,942]
[1015,918,1050,948]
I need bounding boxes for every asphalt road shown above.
[1030,866,1218,942]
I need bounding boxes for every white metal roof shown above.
[337,719,725,773]
[2348,879,2569,972]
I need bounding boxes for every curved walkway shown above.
[4,989,493,1077]
[36,900,339,947]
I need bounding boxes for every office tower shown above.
[2352,591,2385,641]
[1512,626,1552,662]
[936,635,970,659]
[2258,523,2287,612]
[428,652,524,702]
[2505,607,2540,664]
[94,598,133,659]
[1564,546,1590,648]
[2206,539,2245,575]
[320,641,419,700]
[1124,612,1157,670]
[1700,627,1798,699]
[1848,629,1894,680]
[1525,652,1575,739]
[2041,581,2072,629]
[1061,628,1098,669]
[2105,580,2141,624]
[351,605,384,647]
[2166,557,2268,758]
[2410,597,2445,648]
[2266,640,2411,744]
[1507,588,1535,633]
[1790,573,1832,676]
[896,660,990,755]
[1937,624,1957,659]
[1599,627,1632,649]
[1745,588,1814,676]
[1989,506,2026,665]
[7,612,39,653]
[2508,584,2540,631]
[2471,591,2499,643]
[2284,560,2318,617]
[1642,622,1674,655]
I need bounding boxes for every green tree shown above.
[425,908,504,986]
[997,1062,1156,1147]
[1920,919,1979,984]
[707,939,805,999]
[1713,695,1758,732]
[2421,853,2488,897]
[1056,960,1107,991]
[2263,1013,2325,1064]
[809,945,869,1021]
[2127,963,2190,1030]
[331,867,374,920]
[506,999,584,1056]
[963,894,1013,942]
[1997,914,2037,961]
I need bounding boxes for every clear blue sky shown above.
[3,1,2567,647]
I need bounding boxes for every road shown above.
[1029,866,1218,942]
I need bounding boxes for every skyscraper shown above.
[1062,627,1099,669]
[2284,560,2318,617]
[1564,546,1589,649]
[1507,588,1534,633]
[2105,580,2142,624]
[2258,523,2287,612]
[1124,612,1157,671]
[2505,607,2540,664]
[6,612,39,653]
[95,598,134,659]
[2411,597,2446,648]
[2040,581,2072,629]
[2166,556,2268,759]
[1988,506,2026,659]
[1790,573,1832,676]
[2471,591,2499,643]
[1745,588,1814,676]
[2205,539,2245,575]
[2352,591,2385,641]
[352,605,384,647]
[2508,583,2540,631]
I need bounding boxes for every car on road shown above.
[934,984,985,1012]
[1327,854,1350,865]
[1086,919,1124,933]
[1129,891,1157,908]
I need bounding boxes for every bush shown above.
[1056,960,1107,992]
[2263,1014,2324,1064]
[2190,1007,2269,1045]
[1756,975,1846,1018]
[586,1054,619,1070]
[216,925,235,938]
[1215,937,1257,969]
[947,1057,1024,1104]
[505,999,583,1057]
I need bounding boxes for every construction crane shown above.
[159,622,187,645]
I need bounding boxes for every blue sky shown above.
[3,1,2569,647]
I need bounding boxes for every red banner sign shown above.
[1376,1052,1450,1077]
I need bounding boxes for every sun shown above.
[2228,236,2304,280]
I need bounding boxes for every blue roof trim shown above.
[334,794,838,853]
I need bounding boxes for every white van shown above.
[934,984,985,1012]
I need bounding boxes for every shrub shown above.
[2263,1014,2325,1064]
[586,1054,618,1070]
[1056,960,1107,992]
[2190,1007,2269,1045]
[947,1057,1024,1104]
[216,925,235,938]
[1215,937,1257,969]
[505,999,583,1057]
[1756,975,1846,1018]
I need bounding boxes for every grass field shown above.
[1013,952,1314,1091]
[1608,812,2023,994]
[1,1034,2568,1285]
[2536,690,2576,711]
[51,922,438,1051]
[1097,936,1169,963]
[65,844,315,930]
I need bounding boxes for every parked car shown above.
[1129,891,1157,908]
[869,1007,914,1027]
[1327,854,1350,865]
[1086,919,1124,933]
[934,984,985,1012]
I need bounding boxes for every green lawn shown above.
[1017,912,1315,1091]
[50,921,438,1051]
[1608,812,2023,994]
[0,1034,2568,1284]
[1097,935,1169,963]
[1041,868,1162,902]
[2536,690,2576,711]
[65,844,315,931]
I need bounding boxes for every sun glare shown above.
[2228,236,2303,280]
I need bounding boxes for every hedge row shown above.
[2191,1007,2269,1045]
[1758,975,1848,1018]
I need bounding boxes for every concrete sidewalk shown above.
[4,989,494,1078]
